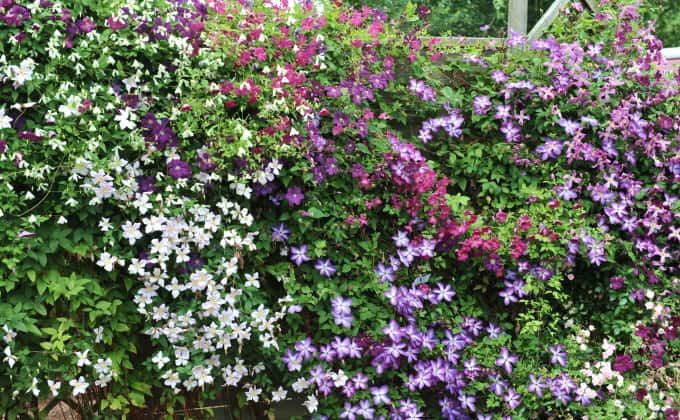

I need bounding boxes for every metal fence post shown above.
[508,0,528,35]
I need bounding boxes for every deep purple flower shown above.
[290,245,311,266]
[167,159,191,179]
[136,175,156,193]
[285,186,304,206]
[533,265,554,281]
[77,17,95,33]
[613,354,634,373]
[315,259,336,277]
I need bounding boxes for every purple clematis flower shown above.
[167,159,191,179]
[473,95,492,115]
[495,347,518,374]
[271,223,289,242]
[371,385,391,405]
[315,259,336,277]
[285,186,304,206]
[290,245,311,266]
[535,139,563,160]
[374,263,395,283]
[527,373,546,397]
[504,387,521,409]
[549,344,568,367]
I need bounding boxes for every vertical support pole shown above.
[508,0,528,35]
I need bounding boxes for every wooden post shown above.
[508,0,528,35]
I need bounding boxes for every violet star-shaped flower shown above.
[315,259,336,277]
[433,283,456,302]
[371,385,391,405]
[271,223,290,242]
[290,245,311,266]
[527,373,546,397]
[549,344,568,367]
[495,347,518,374]
[392,230,410,247]
[374,263,395,283]
[504,387,521,409]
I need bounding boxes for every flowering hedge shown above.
[0,0,679,418]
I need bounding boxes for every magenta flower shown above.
[609,276,625,290]
[167,159,191,179]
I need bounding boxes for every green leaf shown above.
[307,207,327,219]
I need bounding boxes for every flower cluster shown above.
[0,0,678,418]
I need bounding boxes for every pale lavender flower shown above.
[290,245,311,266]
[473,95,492,115]
[495,347,518,374]
[504,387,521,409]
[549,344,568,367]
[371,385,391,405]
